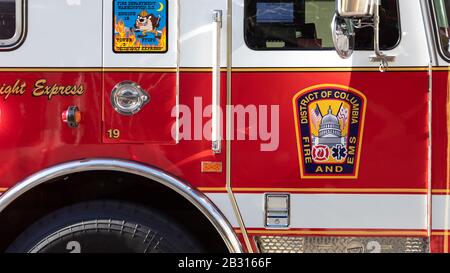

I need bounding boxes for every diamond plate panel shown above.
[256,236,429,253]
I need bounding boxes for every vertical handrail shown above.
[212,10,223,154]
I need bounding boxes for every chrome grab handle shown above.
[212,10,222,154]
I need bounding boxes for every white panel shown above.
[179,0,228,67]
[432,195,450,230]
[0,0,103,67]
[103,0,178,67]
[232,0,430,67]
[234,194,427,230]
[206,193,240,227]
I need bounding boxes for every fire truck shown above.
[0,0,448,253]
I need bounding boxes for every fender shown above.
[0,158,243,253]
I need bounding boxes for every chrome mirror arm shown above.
[352,18,373,29]
[370,0,395,72]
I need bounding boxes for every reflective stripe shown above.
[206,193,240,227]
[208,193,428,230]
[432,195,450,230]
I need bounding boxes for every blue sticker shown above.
[114,0,168,53]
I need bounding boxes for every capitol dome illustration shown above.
[319,106,341,138]
[313,106,346,148]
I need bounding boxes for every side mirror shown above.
[336,0,375,18]
[332,0,395,71]
[331,14,355,59]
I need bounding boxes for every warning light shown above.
[62,106,81,128]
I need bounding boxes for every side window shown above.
[432,0,450,60]
[0,0,25,49]
[244,0,400,51]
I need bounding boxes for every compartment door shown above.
[102,0,178,144]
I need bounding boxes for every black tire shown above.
[7,200,204,253]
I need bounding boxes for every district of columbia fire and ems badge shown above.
[293,84,367,179]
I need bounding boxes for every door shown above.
[102,0,177,144]
[231,0,430,250]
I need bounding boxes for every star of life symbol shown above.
[332,144,347,161]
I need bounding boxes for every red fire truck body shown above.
[0,0,448,253]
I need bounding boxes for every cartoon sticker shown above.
[114,0,168,53]
[293,84,367,179]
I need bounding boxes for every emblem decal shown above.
[113,0,168,53]
[293,84,367,179]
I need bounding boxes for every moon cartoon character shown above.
[156,2,164,12]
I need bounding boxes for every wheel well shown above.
[0,171,229,252]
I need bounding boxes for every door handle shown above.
[212,10,223,154]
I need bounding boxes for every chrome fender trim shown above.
[0,158,243,253]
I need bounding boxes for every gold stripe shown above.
[0,68,103,72]
[224,0,254,253]
[432,232,450,236]
[231,188,427,193]
[0,68,178,73]
[104,68,177,72]
[242,230,428,236]
[432,67,450,71]
[179,68,228,72]
[432,189,450,194]
[239,229,450,237]
[179,68,211,72]
[198,187,227,192]
[232,67,430,72]
[202,186,439,194]
[0,66,437,73]
[0,186,431,194]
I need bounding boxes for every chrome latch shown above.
[265,194,290,228]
